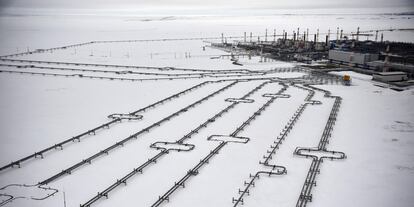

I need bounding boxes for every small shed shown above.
[373,72,408,82]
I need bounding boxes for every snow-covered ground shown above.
[0,9,413,207]
[1,8,414,56]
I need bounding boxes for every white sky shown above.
[1,0,413,9]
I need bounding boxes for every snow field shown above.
[0,11,413,206]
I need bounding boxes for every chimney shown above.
[306,28,309,42]
[317,29,319,42]
[383,44,390,72]
[356,27,360,41]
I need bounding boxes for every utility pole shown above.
[273,29,276,42]
[265,29,268,42]
[63,191,67,207]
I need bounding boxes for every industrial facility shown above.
[212,28,414,88]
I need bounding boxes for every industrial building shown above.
[368,61,414,78]
[327,40,414,80]
[328,50,379,66]
[212,31,414,86]
[373,72,408,82]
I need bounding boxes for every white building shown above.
[373,72,408,82]
[328,50,379,65]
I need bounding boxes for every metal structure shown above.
[294,85,346,207]
[0,81,212,172]
[38,81,238,186]
[232,83,322,206]
[79,80,274,207]
[151,83,289,207]
[0,184,58,207]
[0,32,357,207]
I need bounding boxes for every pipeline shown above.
[0,81,213,172]
[38,81,238,185]
[232,83,322,206]
[79,80,272,207]
[151,82,288,207]
[294,84,346,207]
[0,58,252,74]
[0,63,257,78]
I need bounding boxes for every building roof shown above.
[376,71,407,76]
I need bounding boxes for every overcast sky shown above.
[1,0,413,10]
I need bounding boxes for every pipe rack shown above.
[0,194,16,207]
[0,69,210,82]
[232,83,323,206]
[0,63,255,77]
[0,41,95,59]
[38,81,238,186]
[0,62,256,77]
[0,184,58,207]
[107,114,143,121]
[0,81,211,172]
[0,58,252,74]
[294,84,346,207]
[151,83,288,207]
[79,80,272,207]
[0,66,278,83]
